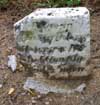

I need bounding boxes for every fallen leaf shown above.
[8,88,15,95]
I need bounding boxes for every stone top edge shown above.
[33,7,89,14]
[14,7,89,27]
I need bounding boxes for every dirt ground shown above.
[0,2,100,105]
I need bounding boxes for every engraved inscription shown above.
[15,7,90,78]
[69,44,86,51]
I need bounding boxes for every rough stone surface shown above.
[23,78,86,94]
[14,7,90,78]
[23,77,68,94]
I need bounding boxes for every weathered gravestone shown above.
[14,7,90,78]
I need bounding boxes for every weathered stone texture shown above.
[14,7,90,78]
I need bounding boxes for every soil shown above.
[0,1,100,105]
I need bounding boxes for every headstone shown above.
[14,7,90,78]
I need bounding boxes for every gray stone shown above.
[14,7,90,78]
[23,77,69,94]
[23,78,86,94]
[74,83,86,93]
[8,55,17,72]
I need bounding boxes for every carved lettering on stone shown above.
[14,7,90,78]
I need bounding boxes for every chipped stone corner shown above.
[14,7,91,79]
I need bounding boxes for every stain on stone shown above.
[21,31,33,40]
[15,25,20,31]
[39,28,43,32]
[36,20,47,28]
[25,45,29,53]
[47,12,52,16]
[16,43,25,52]
[84,11,88,14]
[60,24,63,26]
[76,9,79,11]
[65,29,68,32]
[71,9,74,11]
[58,47,65,53]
